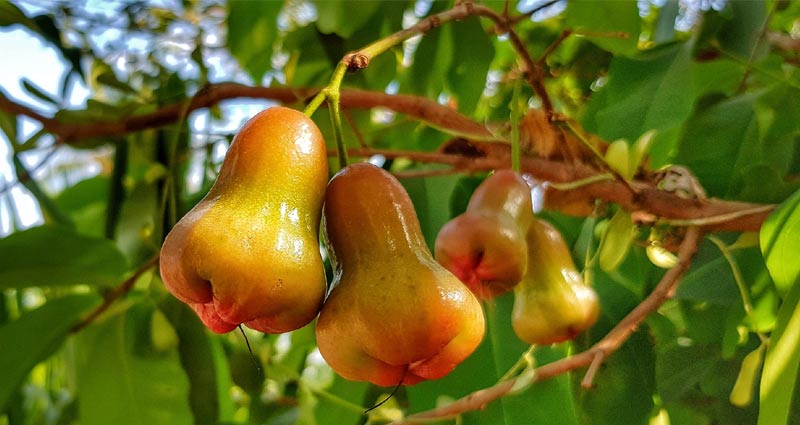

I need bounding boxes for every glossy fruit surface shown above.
[512,218,599,345]
[159,106,328,334]
[435,170,532,299]
[316,163,485,386]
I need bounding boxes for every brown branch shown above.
[343,144,774,233]
[0,90,58,131]
[0,84,496,144]
[539,29,573,64]
[70,254,160,333]
[394,227,702,424]
[768,31,800,53]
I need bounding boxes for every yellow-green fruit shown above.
[316,163,485,386]
[159,106,328,334]
[512,218,599,345]
[435,170,533,299]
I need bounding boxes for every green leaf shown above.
[574,263,656,424]
[399,168,461,250]
[226,1,282,83]
[761,188,800,295]
[75,299,194,425]
[284,25,336,87]
[0,294,101,412]
[758,276,800,425]
[676,257,741,306]
[577,332,655,425]
[691,58,746,98]
[652,0,679,44]
[565,0,640,55]
[447,17,494,114]
[0,108,17,142]
[308,375,369,425]
[582,42,695,166]
[159,296,233,425]
[53,176,110,238]
[449,175,485,216]
[717,1,769,59]
[406,293,579,425]
[755,84,800,177]
[114,180,161,264]
[0,2,30,27]
[401,1,453,99]
[95,68,137,95]
[0,225,128,289]
[657,344,719,403]
[22,78,60,105]
[314,0,381,38]
[673,94,759,197]
[12,154,74,226]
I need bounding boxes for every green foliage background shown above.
[1,1,800,424]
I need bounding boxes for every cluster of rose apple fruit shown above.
[160,106,599,387]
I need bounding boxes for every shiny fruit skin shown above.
[512,218,599,345]
[435,213,527,299]
[316,163,485,387]
[465,170,533,231]
[434,170,533,299]
[159,106,328,334]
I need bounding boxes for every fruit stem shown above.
[237,325,262,371]
[364,367,407,413]
[303,91,326,117]
[327,62,350,169]
[303,61,350,169]
[509,77,524,173]
[707,235,769,344]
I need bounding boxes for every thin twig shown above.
[509,0,561,25]
[581,350,605,388]
[0,147,60,196]
[655,205,775,227]
[538,29,572,64]
[394,227,702,424]
[70,254,160,333]
[471,4,554,116]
